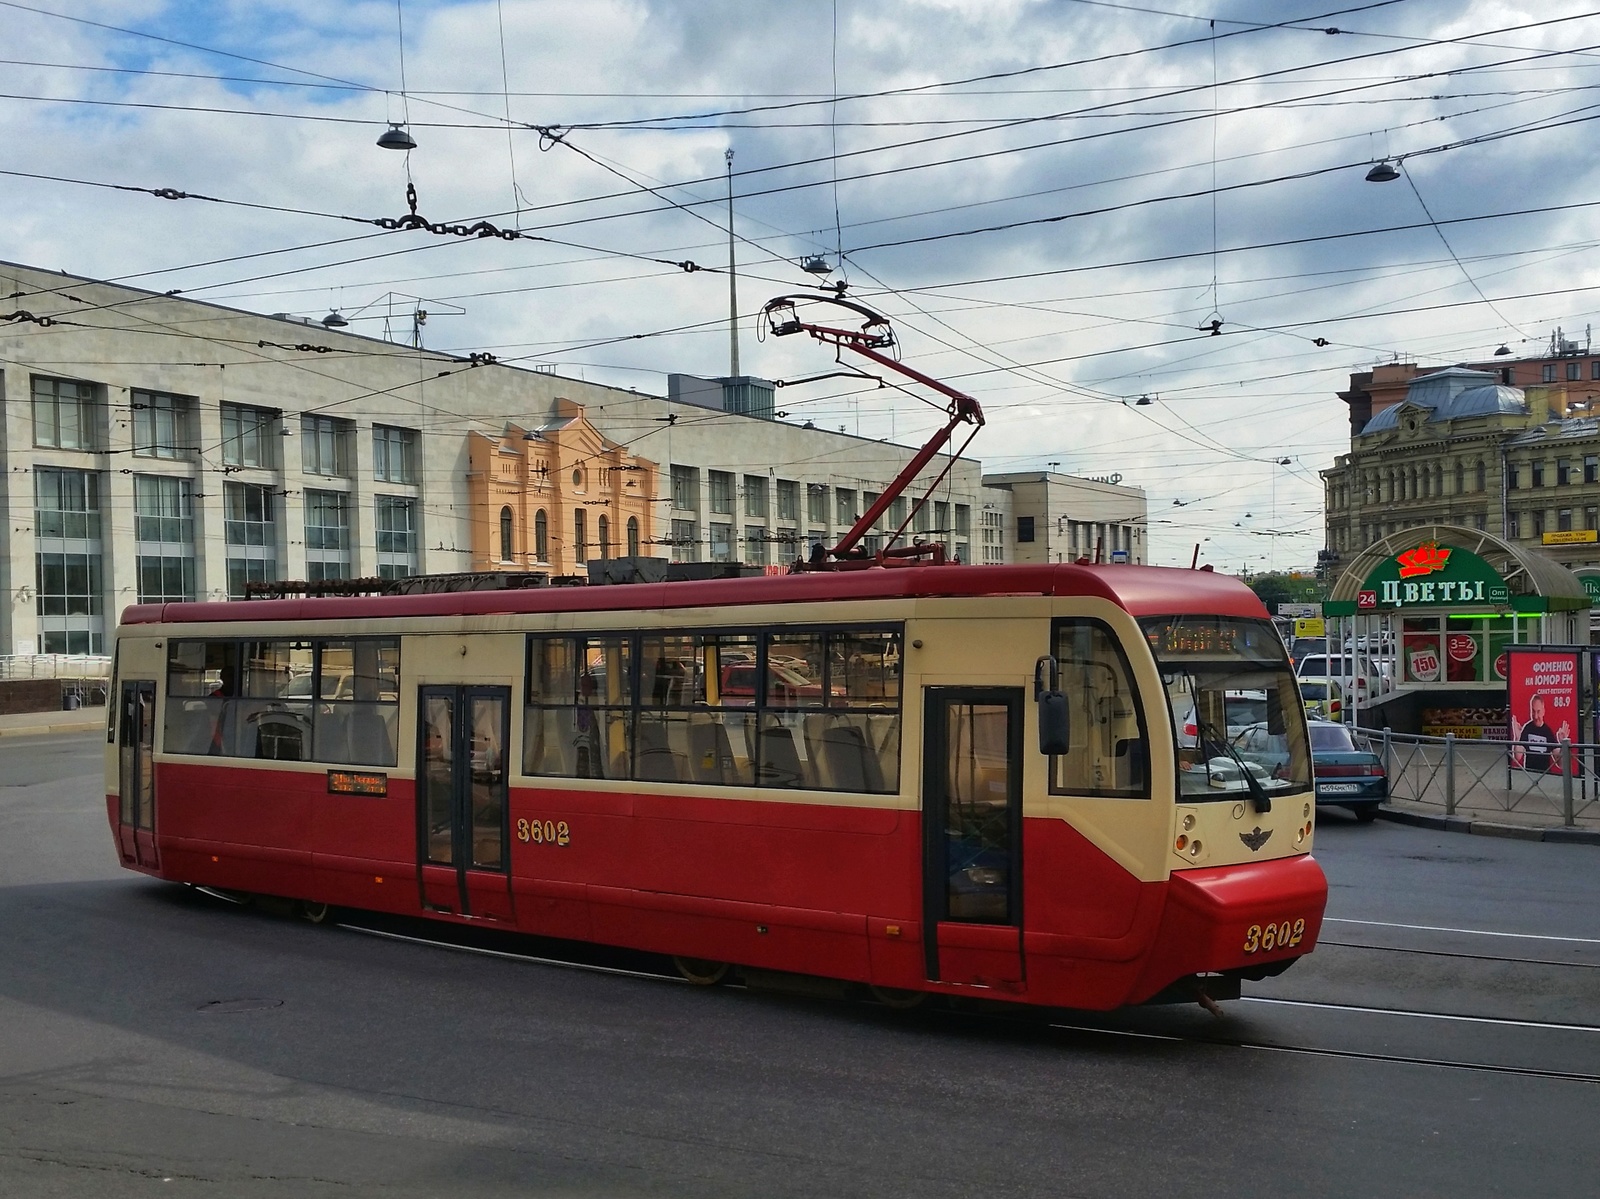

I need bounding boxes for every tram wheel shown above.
[672,956,731,986]
[298,900,333,924]
[869,985,927,1011]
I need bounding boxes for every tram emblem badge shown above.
[1239,826,1273,852]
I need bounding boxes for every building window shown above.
[32,377,97,450]
[1543,364,1557,383]
[134,475,196,603]
[1532,461,1545,487]
[1559,508,1574,532]
[574,509,587,563]
[745,525,768,565]
[373,425,418,483]
[709,521,734,563]
[1017,515,1035,543]
[1507,511,1521,538]
[1508,464,1520,490]
[1586,456,1598,485]
[955,505,971,537]
[744,474,768,519]
[709,471,734,515]
[1592,362,1600,381]
[221,403,277,469]
[627,516,640,557]
[776,479,799,522]
[1476,460,1486,491]
[1558,458,1572,485]
[34,467,104,653]
[500,506,514,562]
[671,519,700,563]
[1532,510,1546,537]
[303,489,351,581]
[1587,506,1598,532]
[671,465,698,511]
[534,509,548,560]
[1568,362,1582,382]
[376,496,417,579]
[836,488,856,527]
[890,497,909,530]
[131,391,193,459]
[223,481,276,598]
[807,483,828,525]
[597,514,611,560]
[301,415,352,477]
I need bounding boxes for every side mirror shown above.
[1034,655,1070,755]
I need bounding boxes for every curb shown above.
[1377,805,1600,844]
[0,720,104,738]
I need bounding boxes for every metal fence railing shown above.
[0,655,112,681]
[1353,728,1598,827]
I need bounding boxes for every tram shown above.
[106,562,1328,1011]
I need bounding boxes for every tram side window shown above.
[521,625,902,793]
[634,632,757,786]
[164,636,399,766]
[312,639,400,767]
[165,640,239,756]
[815,628,901,794]
[1050,620,1149,798]
[524,635,635,779]
[240,640,313,761]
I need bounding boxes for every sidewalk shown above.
[0,706,106,737]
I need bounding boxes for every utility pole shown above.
[726,148,740,377]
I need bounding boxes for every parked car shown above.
[1178,689,1269,748]
[1298,678,1342,721]
[1307,718,1386,822]
[1297,652,1387,704]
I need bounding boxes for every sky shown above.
[3,0,1598,572]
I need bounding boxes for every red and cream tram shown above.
[106,563,1327,1011]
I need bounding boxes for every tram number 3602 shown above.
[1243,918,1305,954]
[516,818,571,847]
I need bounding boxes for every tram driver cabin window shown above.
[164,638,400,766]
[1048,620,1149,798]
[522,626,902,793]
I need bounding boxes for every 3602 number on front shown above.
[1243,918,1305,954]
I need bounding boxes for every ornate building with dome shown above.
[1323,362,1600,574]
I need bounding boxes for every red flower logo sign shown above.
[1397,540,1451,579]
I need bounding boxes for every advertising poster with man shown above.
[1506,649,1580,774]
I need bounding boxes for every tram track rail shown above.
[322,909,1600,1087]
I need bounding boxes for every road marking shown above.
[1241,995,1600,1033]
[1326,917,1600,945]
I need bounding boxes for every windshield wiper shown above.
[1195,716,1272,814]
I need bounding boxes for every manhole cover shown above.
[195,998,283,1014]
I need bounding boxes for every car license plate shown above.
[1319,783,1362,794]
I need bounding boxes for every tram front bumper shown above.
[1133,853,1329,1002]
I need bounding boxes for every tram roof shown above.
[120,563,1267,628]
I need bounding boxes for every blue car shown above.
[1308,719,1386,823]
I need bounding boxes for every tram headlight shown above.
[1188,839,1203,857]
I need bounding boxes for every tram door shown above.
[116,680,159,868]
[415,686,514,921]
[921,688,1025,990]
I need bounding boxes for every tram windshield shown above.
[1141,616,1312,801]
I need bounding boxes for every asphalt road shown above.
[1,732,1596,1197]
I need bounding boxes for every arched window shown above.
[597,514,610,561]
[1455,461,1465,495]
[574,508,587,563]
[534,509,548,560]
[1434,463,1444,496]
[499,506,514,562]
[627,515,640,557]
[1476,460,1486,492]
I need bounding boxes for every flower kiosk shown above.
[1323,525,1591,735]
